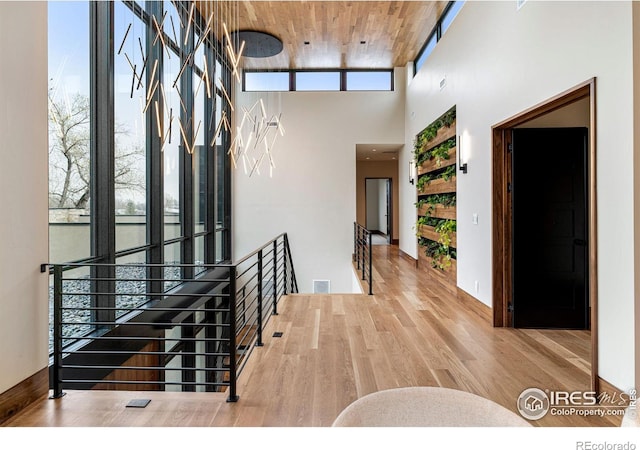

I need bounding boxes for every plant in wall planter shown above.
[425,193,457,208]
[435,219,456,248]
[416,195,456,219]
[416,137,456,168]
[434,219,457,270]
[415,198,434,219]
[440,165,456,182]
[430,138,456,168]
[441,107,456,128]
[414,105,457,273]
[415,106,457,146]
[414,215,431,237]
[416,217,457,270]
[416,165,455,193]
[424,124,438,142]
[416,148,428,166]
[415,173,432,192]
[414,133,427,154]
[420,237,456,270]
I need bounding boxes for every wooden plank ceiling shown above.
[196,1,447,69]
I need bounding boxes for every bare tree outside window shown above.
[48,87,145,210]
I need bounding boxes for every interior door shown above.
[512,128,588,329]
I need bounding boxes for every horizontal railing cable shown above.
[353,222,373,295]
[49,233,299,402]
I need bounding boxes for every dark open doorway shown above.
[511,128,589,329]
[492,78,598,391]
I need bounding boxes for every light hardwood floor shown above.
[3,245,622,427]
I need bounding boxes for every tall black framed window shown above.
[47,0,233,350]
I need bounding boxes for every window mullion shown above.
[180,8,195,279]
[204,44,216,265]
[146,0,164,293]
[90,1,116,326]
[222,59,233,262]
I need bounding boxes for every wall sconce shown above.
[409,159,416,184]
[458,135,468,174]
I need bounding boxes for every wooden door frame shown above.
[491,78,598,392]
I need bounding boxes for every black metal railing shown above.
[49,233,298,402]
[353,222,373,295]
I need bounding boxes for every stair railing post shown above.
[283,236,288,296]
[256,250,264,347]
[226,266,239,402]
[284,233,297,294]
[368,231,373,295]
[361,229,366,281]
[356,225,361,270]
[50,265,65,399]
[285,234,292,293]
[353,222,356,263]
[272,239,278,316]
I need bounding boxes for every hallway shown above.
[370,234,389,245]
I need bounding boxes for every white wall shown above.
[365,179,380,231]
[0,2,49,394]
[234,69,405,294]
[399,65,416,260]
[402,1,635,390]
[634,0,640,396]
[351,267,364,294]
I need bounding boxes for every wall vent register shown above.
[313,279,331,294]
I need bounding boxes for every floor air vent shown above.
[126,399,151,408]
[313,279,330,294]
